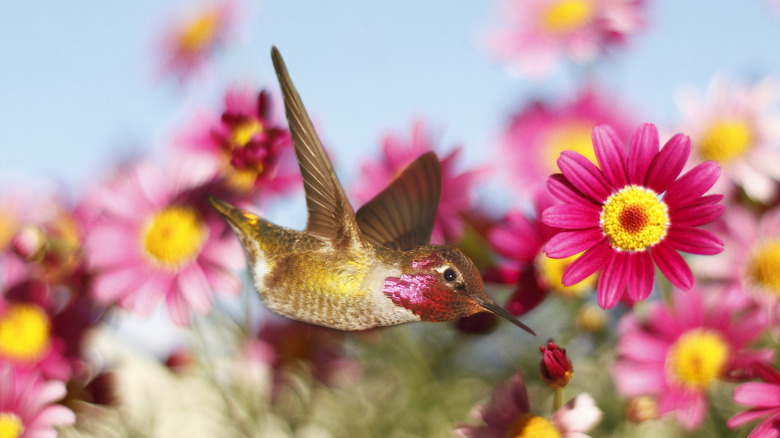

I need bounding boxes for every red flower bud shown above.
[539,340,573,388]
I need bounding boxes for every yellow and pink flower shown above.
[0,366,75,438]
[728,362,780,437]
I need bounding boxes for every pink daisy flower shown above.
[456,373,602,437]
[0,366,75,438]
[728,362,780,437]
[352,119,483,244]
[175,86,299,202]
[85,158,244,325]
[677,76,780,202]
[497,88,636,194]
[486,0,645,78]
[541,123,724,309]
[157,0,239,82]
[614,288,773,430]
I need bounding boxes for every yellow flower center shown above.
[600,186,668,251]
[506,413,562,438]
[0,413,24,438]
[0,303,50,363]
[536,252,596,297]
[180,12,219,52]
[142,206,206,268]
[697,120,752,164]
[666,329,729,390]
[231,120,264,150]
[747,239,780,295]
[542,0,595,34]
[545,123,597,173]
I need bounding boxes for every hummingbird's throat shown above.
[383,274,480,322]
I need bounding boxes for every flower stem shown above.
[553,387,563,411]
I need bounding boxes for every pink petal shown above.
[166,292,192,326]
[645,134,691,194]
[547,174,598,208]
[651,242,693,289]
[205,264,242,297]
[544,229,605,259]
[666,227,724,255]
[593,124,628,189]
[669,196,724,227]
[31,404,76,427]
[663,161,721,208]
[628,123,659,186]
[728,408,776,429]
[557,151,612,203]
[92,265,145,303]
[734,383,780,407]
[626,251,654,301]
[597,251,630,309]
[176,264,214,314]
[613,361,666,395]
[562,241,613,287]
[748,413,780,438]
[541,204,600,229]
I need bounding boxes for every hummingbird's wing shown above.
[271,47,362,247]
[355,152,442,251]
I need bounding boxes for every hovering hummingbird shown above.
[208,47,535,335]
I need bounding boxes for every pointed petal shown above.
[177,264,214,314]
[669,195,724,227]
[663,161,721,208]
[727,408,776,429]
[593,124,628,189]
[541,204,600,229]
[651,241,693,289]
[734,382,780,407]
[645,134,691,193]
[544,229,605,258]
[626,251,654,301]
[557,151,612,203]
[597,251,630,309]
[628,123,659,186]
[666,227,724,255]
[561,240,613,287]
[749,414,780,438]
[547,174,599,208]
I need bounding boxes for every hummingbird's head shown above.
[383,246,535,335]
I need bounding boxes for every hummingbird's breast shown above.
[242,222,420,330]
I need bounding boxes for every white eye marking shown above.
[436,265,459,283]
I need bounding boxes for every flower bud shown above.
[11,225,48,262]
[539,340,573,388]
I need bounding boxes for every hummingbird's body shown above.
[209,47,535,335]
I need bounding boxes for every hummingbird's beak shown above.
[476,297,536,336]
[207,195,258,239]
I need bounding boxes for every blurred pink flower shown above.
[542,123,724,309]
[0,366,75,438]
[728,362,780,437]
[614,288,773,430]
[456,372,602,437]
[497,88,636,194]
[157,0,239,82]
[352,119,483,244]
[175,86,299,203]
[677,76,780,202]
[486,0,645,78]
[85,159,244,326]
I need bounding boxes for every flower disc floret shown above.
[507,413,561,438]
[0,412,24,437]
[698,120,752,163]
[542,0,594,34]
[142,206,207,267]
[666,329,729,390]
[600,186,669,252]
[0,304,50,363]
[747,239,780,295]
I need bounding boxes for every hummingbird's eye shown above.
[443,268,457,283]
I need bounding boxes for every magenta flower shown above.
[486,0,645,78]
[0,366,75,438]
[85,159,244,325]
[614,288,773,430]
[541,123,724,309]
[175,86,299,202]
[728,362,780,437]
[352,119,483,244]
[456,373,602,438]
[497,88,636,193]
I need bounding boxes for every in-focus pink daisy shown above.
[497,88,636,194]
[677,76,780,202]
[157,0,239,82]
[352,119,483,244]
[456,373,602,438]
[85,159,244,325]
[486,0,645,78]
[175,86,299,202]
[542,123,724,309]
[614,288,773,430]
[728,362,780,437]
[0,366,75,438]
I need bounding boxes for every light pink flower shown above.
[352,119,483,244]
[677,76,780,202]
[175,86,299,203]
[456,373,602,437]
[85,158,244,325]
[497,88,636,194]
[614,288,773,430]
[486,0,645,78]
[0,366,75,438]
[728,362,780,437]
[542,123,724,309]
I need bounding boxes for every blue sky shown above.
[2,0,780,199]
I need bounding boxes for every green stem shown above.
[553,387,563,411]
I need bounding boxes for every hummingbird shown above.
[208,47,535,335]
